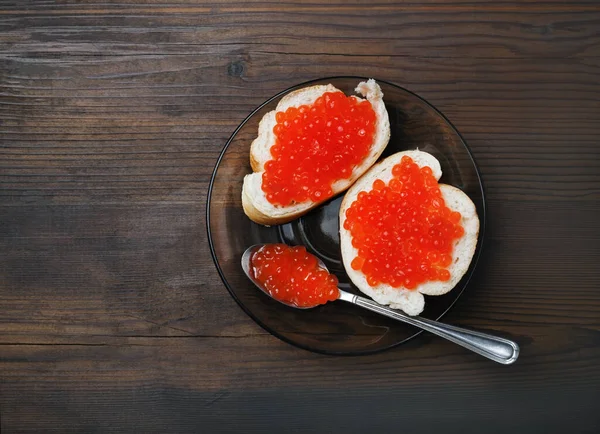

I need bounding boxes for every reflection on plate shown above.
[207,77,485,355]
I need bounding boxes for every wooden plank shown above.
[2,331,599,432]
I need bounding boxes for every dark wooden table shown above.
[2,1,600,433]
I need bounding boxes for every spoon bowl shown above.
[241,244,330,310]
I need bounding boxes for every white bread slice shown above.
[339,150,480,316]
[242,79,390,226]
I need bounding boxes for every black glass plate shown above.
[207,77,485,355]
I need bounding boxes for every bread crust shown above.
[339,150,480,316]
[242,80,390,226]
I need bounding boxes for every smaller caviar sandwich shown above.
[242,80,390,225]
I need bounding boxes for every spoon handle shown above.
[339,290,519,364]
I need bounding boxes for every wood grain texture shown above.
[1,1,599,433]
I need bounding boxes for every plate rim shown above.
[206,75,487,356]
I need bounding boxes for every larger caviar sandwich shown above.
[339,150,479,315]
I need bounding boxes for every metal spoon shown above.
[242,244,519,364]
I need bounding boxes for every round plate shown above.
[207,77,485,355]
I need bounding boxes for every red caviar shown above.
[343,156,465,290]
[250,244,340,308]
[262,92,376,206]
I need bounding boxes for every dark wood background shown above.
[2,1,599,432]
